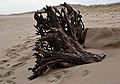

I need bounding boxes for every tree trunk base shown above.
[28,2,106,80]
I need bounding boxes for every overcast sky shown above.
[0,0,120,14]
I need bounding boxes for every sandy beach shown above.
[0,5,120,84]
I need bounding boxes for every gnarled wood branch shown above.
[28,2,106,80]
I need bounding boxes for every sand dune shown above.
[86,27,120,49]
[0,9,120,84]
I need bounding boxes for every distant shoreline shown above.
[1,2,120,16]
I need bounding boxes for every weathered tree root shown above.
[28,2,106,80]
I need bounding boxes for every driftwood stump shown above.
[28,2,106,80]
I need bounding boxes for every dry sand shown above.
[0,11,120,84]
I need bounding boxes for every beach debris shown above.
[28,2,106,80]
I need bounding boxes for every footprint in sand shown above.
[0,66,17,84]
[6,80,16,84]
[47,70,72,82]
[2,36,34,68]
[0,59,8,65]
[81,69,90,76]
[4,36,35,59]
[0,36,35,84]
[0,79,16,84]
[5,50,20,59]
[0,67,15,78]
[17,52,33,62]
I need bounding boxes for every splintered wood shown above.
[28,2,106,80]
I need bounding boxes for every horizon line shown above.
[1,2,120,15]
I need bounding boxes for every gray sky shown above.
[0,0,120,14]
